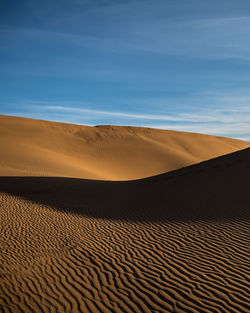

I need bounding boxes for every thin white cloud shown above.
[44,105,184,121]
[2,12,250,60]
[152,123,250,141]
[39,104,250,124]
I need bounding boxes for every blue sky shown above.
[1,0,250,140]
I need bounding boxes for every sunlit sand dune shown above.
[0,114,249,180]
[0,114,250,312]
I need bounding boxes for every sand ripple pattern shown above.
[1,192,250,312]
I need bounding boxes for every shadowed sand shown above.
[1,114,249,180]
[0,115,250,312]
[1,148,250,222]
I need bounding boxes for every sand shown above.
[0,114,249,180]
[0,114,250,312]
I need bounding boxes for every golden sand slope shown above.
[1,148,250,312]
[0,114,249,180]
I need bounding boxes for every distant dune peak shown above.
[0,114,249,180]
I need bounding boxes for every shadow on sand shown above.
[0,148,249,222]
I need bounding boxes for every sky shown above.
[1,0,250,141]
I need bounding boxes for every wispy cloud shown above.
[44,105,184,121]
[41,104,250,125]
[2,10,250,61]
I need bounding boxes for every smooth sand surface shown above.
[1,115,250,312]
[0,114,249,180]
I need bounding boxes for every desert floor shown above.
[0,115,250,312]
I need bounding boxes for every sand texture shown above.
[0,114,249,180]
[0,115,250,312]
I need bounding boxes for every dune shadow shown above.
[0,148,250,222]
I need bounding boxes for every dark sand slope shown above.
[0,114,249,180]
[1,148,250,312]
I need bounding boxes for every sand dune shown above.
[1,146,250,312]
[0,114,249,180]
[1,115,250,312]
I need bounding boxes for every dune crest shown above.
[0,114,249,180]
